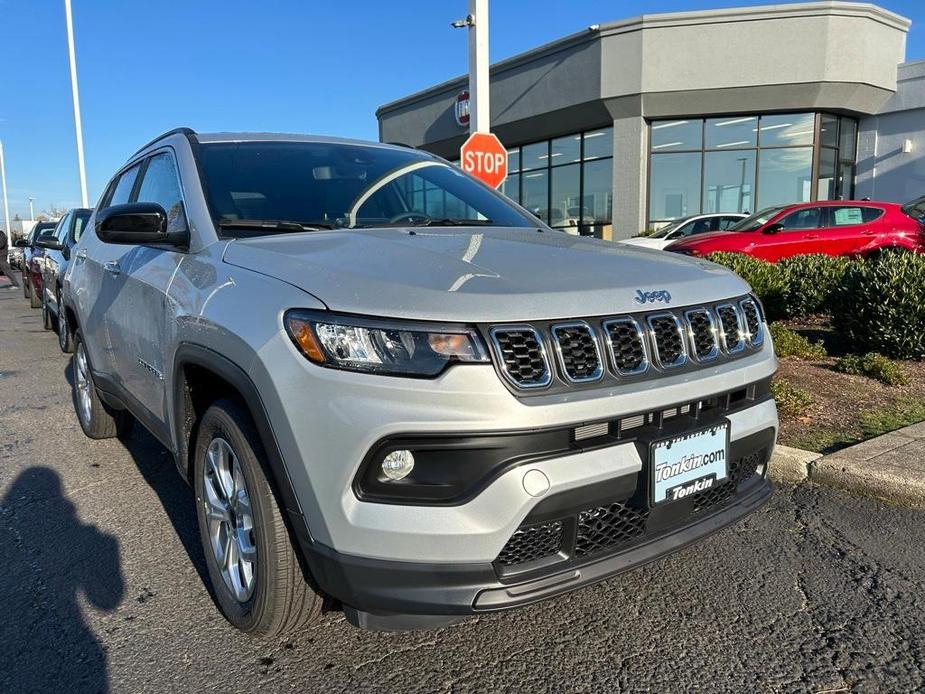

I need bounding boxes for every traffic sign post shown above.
[460,132,507,189]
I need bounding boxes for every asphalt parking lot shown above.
[1,280,924,694]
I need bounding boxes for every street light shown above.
[64,0,89,207]
[0,141,9,236]
[28,197,35,221]
[451,0,489,135]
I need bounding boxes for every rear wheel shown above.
[72,331,133,439]
[194,399,322,636]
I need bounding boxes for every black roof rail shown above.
[130,127,197,158]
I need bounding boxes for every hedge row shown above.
[707,251,925,360]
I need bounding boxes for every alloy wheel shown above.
[202,437,257,602]
[74,342,93,425]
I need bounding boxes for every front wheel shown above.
[72,332,133,439]
[58,300,74,353]
[29,278,41,308]
[194,399,322,636]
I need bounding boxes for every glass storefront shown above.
[648,113,857,226]
[499,128,614,239]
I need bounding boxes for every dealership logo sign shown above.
[455,90,470,128]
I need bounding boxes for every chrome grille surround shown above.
[739,298,764,347]
[646,312,687,369]
[550,321,604,383]
[716,303,746,354]
[489,325,552,389]
[602,317,649,377]
[683,308,719,363]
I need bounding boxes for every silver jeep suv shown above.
[63,129,778,635]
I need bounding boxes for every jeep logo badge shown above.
[634,289,672,304]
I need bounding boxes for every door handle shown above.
[76,248,88,260]
[104,260,121,276]
[860,230,875,236]
[804,234,820,239]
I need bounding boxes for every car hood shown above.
[619,236,669,249]
[222,227,751,322]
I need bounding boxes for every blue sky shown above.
[1,0,924,219]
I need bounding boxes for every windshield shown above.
[729,206,788,232]
[197,142,534,236]
[649,218,688,239]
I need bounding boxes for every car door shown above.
[754,206,827,261]
[105,150,188,423]
[821,205,884,256]
[76,163,143,380]
[43,211,72,310]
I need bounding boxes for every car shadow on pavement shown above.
[63,359,211,589]
[0,467,124,693]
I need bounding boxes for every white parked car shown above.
[621,213,747,250]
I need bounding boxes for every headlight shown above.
[284,310,489,377]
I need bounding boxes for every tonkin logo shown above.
[634,289,672,304]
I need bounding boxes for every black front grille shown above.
[717,305,744,351]
[604,319,647,374]
[649,315,685,367]
[575,502,649,558]
[741,300,762,344]
[491,328,550,387]
[693,449,764,512]
[552,324,602,382]
[495,520,563,566]
[686,309,717,360]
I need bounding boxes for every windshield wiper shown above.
[416,218,495,227]
[218,219,336,232]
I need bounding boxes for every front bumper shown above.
[303,426,773,620]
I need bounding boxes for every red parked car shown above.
[666,200,925,262]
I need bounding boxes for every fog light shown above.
[381,450,415,481]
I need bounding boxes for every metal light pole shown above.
[28,197,35,221]
[64,0,89,207]
[452,0,490,135]
[0,141,10,237]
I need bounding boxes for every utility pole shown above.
[0,141,9,236]
[468,0,489,135]
[452,0,490,135]
[28,197,35,221]
[64,0,89,207]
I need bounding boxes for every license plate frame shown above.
[649,422,730,506]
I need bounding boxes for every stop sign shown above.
[460,132,507,189]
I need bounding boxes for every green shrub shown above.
[777,254,852,317]
[833,352,909,386]
[772,379,813,418]
[707,253,787,320]
[832,252,925,360]
[859,398,925,438]
[769,323,827,360]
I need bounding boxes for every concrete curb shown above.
[771,421,925,508]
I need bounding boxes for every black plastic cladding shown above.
[480,295,763,397]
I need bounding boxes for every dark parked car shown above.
[36,208,91,349]
[19,221,59,305]
[666,200,925,261]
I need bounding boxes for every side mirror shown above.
[14,238,29,248]
[35,236,64,251]
[95,202,188,247]
[763,223,784,235]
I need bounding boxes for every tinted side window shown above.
[109,164,142,207]
[73,212,91,242]
[779,208,821,231]
[719,216,742,230]
[136,152,186,232]
[862,207,884,223]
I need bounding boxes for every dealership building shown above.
[376,2,923,240]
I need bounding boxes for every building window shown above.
[497,127,613,239]
[648,113,857,226]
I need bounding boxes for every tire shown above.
[194,398,322,636]
[29,278,41,308]
[42,299,55,331]
[72,331,133,439]
[58,300,74,353]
